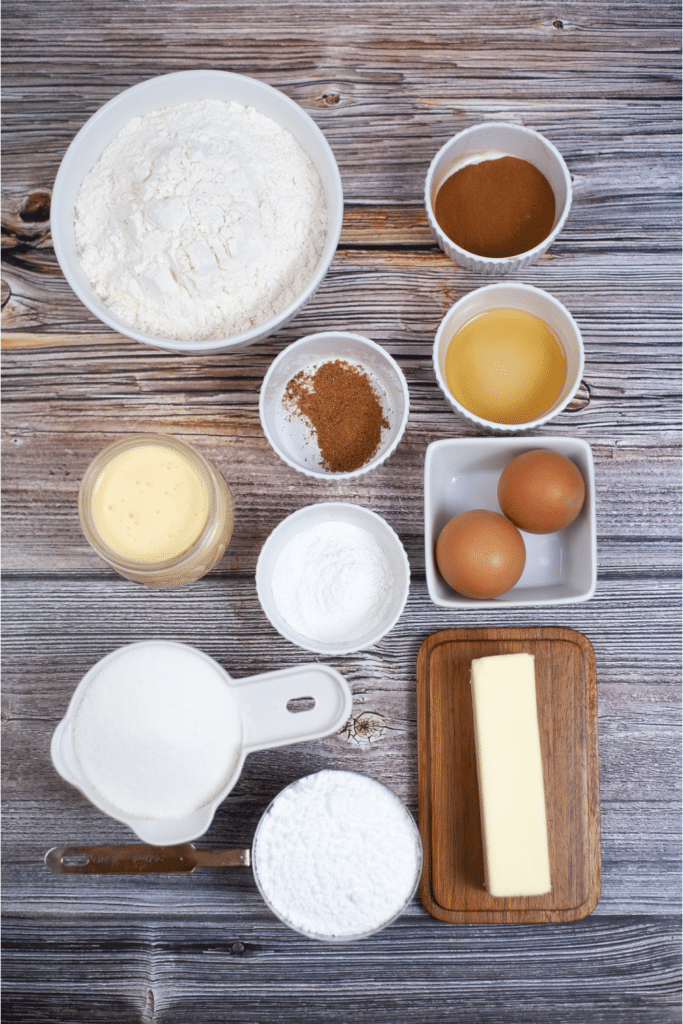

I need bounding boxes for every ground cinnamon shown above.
[283,359,389,473]
[434,156,556,258]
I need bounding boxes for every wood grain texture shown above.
[2,915,681,1024]
[2,0,681,1020]
[417,628,601,923]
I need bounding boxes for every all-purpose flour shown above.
[253,770,422,938]
[270,521,395,644]
[75,99,327,342]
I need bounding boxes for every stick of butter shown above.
[470,652,551,898]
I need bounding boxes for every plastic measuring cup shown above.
[50,641,353,845]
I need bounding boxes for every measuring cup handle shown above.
[235,664,353,753]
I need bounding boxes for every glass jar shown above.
[78,433,234,589]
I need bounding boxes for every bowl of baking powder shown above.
[252,770,423,942]
[51,70,343,353]
[255,502,411,655]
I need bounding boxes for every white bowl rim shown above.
[424,120,573,267]
[259,331,411,480]
[432,281,585,433]
[51,69,344,354]
[255,501,411,654]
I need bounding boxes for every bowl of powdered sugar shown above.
[252,770,423,941]
[51,70,343,353]
[256,502,411,655]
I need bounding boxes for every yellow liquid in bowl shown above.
[444,308,567,425]
[91,446,209,562]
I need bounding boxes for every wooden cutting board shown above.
[417,627,601,923]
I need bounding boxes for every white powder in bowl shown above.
[253,770,422,939]
[72,642,243,819]
[74,98,327,342]
[270,521,395,644]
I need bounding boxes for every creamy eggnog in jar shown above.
[91,445,209,562]
[79,434,233,588]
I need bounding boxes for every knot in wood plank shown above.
[20,190,51,224]
[337,711,387,748]
[566,380,591,412]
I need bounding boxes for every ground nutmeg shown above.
[434,155,556,259]
[283,359,389,473]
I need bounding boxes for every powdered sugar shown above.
[270,521,395,644]
[253,770,422,939]
[74,98,327,342]
[72,642,243,819]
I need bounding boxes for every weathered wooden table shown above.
[2,2,681,1021]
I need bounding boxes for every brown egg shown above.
[436,509,526,599]
[497,449,586,534]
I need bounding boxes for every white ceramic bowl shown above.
[51,70,343,354]
[433,282,584,433]
[256,502,411,654]
[259,332,410,479]
[424,437,597,608]
[425,121,572,275]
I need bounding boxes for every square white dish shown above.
[424,437,597,607]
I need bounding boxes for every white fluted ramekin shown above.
[432,282,584,433]
[425,122,572,275]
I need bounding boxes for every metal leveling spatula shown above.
[45,843,251,874]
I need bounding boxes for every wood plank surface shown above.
[2,916,680,1024]
[2,0,681,1021]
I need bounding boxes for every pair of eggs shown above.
[436,449,586,600]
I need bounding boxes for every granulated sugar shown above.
[253,770,422,939]
[73,642,243,819]
[75,98,327,342]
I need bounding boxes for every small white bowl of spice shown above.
[259,332,410,478]
[51,70,343,353]
[425,121,573,275]
[256,502,411,655]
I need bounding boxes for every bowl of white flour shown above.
[255,502,411,655]
[252,770,423,941]
[51,70,343,353]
